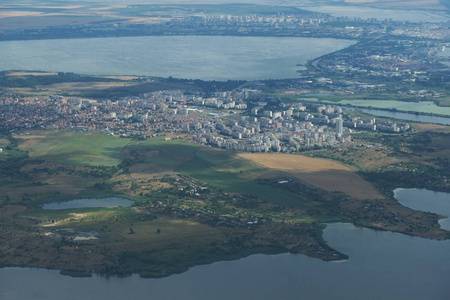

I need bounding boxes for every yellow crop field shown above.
[7,72,58,76]
[238,153,384,200]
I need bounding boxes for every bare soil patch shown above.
[90,5,128,11]
[412,123,450,134]
[36,81,140,93]
[0,11,42,19]
[35,5,83,9]
[7,72,58,76]
[16,132,52,150]
[125,17,171,24]
[94,75,141,80]
[2,82,139,97]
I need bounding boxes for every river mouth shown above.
[41,197,134,210]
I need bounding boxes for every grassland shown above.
[129,139,302,207]
[0,71,245,100]
[412,123,450,134]
[18,131,131,166]
[0,137,10,148]
[0,129,448,277]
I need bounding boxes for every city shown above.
[1,88,410,153]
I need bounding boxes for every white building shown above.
[336,118,344,137]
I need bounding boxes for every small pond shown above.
[42,197,134,210]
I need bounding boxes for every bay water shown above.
[1,189,449,300]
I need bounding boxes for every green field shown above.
[21,131,131,166]
[14,132,308,208]
[130,138,303,207]
[0,138,10,148]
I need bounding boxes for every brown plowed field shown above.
[238,153,384,200]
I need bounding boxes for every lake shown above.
[41,197,134,210]
[1,189,449,300]
[394,188,450,231]
[0,36,355,81]
[346,107,450,125]
[307,98,450,117]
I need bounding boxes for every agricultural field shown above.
[0,71,242,100]
[238,152,383,200]
[33,81,142,95]
[6,72,58,76]
[18,131,131,166]
[303,123,450,194]
[413,123,450,134]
